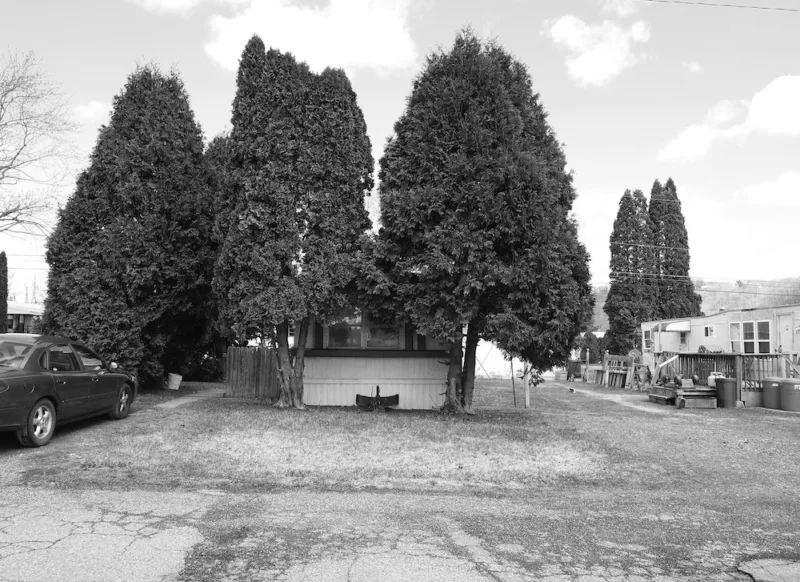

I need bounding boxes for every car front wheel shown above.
[109,384,132,419]
[17,399,56,447]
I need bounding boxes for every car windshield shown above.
[0,340,33,370]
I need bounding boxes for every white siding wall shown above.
[653,331,681,352]
[304,355,447,410]
[689,318,726,352]
[643,306,800,355]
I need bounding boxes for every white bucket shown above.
[167,373,183,391]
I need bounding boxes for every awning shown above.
[6,302,44,316]
[664,321,690,332]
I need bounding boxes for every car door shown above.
[45,345,90,419]
[72,344,117,410]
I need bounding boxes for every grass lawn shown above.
[2,376,799,502]
[1,378,610,492]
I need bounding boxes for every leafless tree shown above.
[0,51,76,236]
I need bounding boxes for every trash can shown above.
[166,373,183,391]
[762,376,783,409]
[715,377,737,409]
[780,378,800,412]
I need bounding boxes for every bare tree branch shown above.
[0,50,76,236]
[0,188,56,236]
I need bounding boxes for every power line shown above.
[611,270,693,279]
[602,281,800,298]
[610,241,690,252]
[643,0,800,11]
[606,272,800,296]
[608,271,800,289]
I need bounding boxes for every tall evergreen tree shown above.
[214,37,373,408]
[604,189,655,354]
[43,65,215,386]
[0,251,7,331]
[377,30,592,413]
[649,178,702,320]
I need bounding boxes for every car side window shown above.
[48,345,79,373]
[73,345,106,371]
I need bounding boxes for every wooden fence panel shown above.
[226,346,280,401]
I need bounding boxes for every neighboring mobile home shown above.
[641,303,800,360]
[640,304,800,406]
[6,302,44,333]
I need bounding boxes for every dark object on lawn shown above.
[356,385,399,410]
[566,360,581,381]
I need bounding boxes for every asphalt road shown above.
[1,384,799,581]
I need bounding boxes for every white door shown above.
[778,313,793,353]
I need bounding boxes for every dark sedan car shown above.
[0,334,137,447]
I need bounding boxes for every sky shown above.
[1,0,799,302]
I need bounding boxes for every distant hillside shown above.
[697,277,800,315]
[591,278,800,330]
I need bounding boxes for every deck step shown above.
[677,389,717,398]
[648,393,675,405]
[677,396,717,409]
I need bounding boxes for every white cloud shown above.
[658,124,718,161]
[682,60,702,74]
[126,0,202,12]
[743,76,800,135]
[735,172,800,206]
[571,187,618,283]
[73,100,110,123]
[658,76,800,161]
[204,0,418,75]
[599,0,638,17]
[704,99,747,126]
[124,0,248,15]
[542,16,650,87]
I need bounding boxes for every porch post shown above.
[735,355,743,402]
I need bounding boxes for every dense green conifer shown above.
[43,66,214,386]
[377,30,592,412]
[214,36,373,408]
[604,189,655,353]
[649,178,702,320]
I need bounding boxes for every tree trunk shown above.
[293,318,309,407]
[461,320,479,415]
[443,327,464,413]
[274,319,307,409]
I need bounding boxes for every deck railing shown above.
[655,351,799,398]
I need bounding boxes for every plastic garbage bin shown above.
[762,376,783,409]
[166,373,183,391]
[715,377,737,409]
[780,378,800,412]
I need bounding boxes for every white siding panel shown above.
[304,356,446,409]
